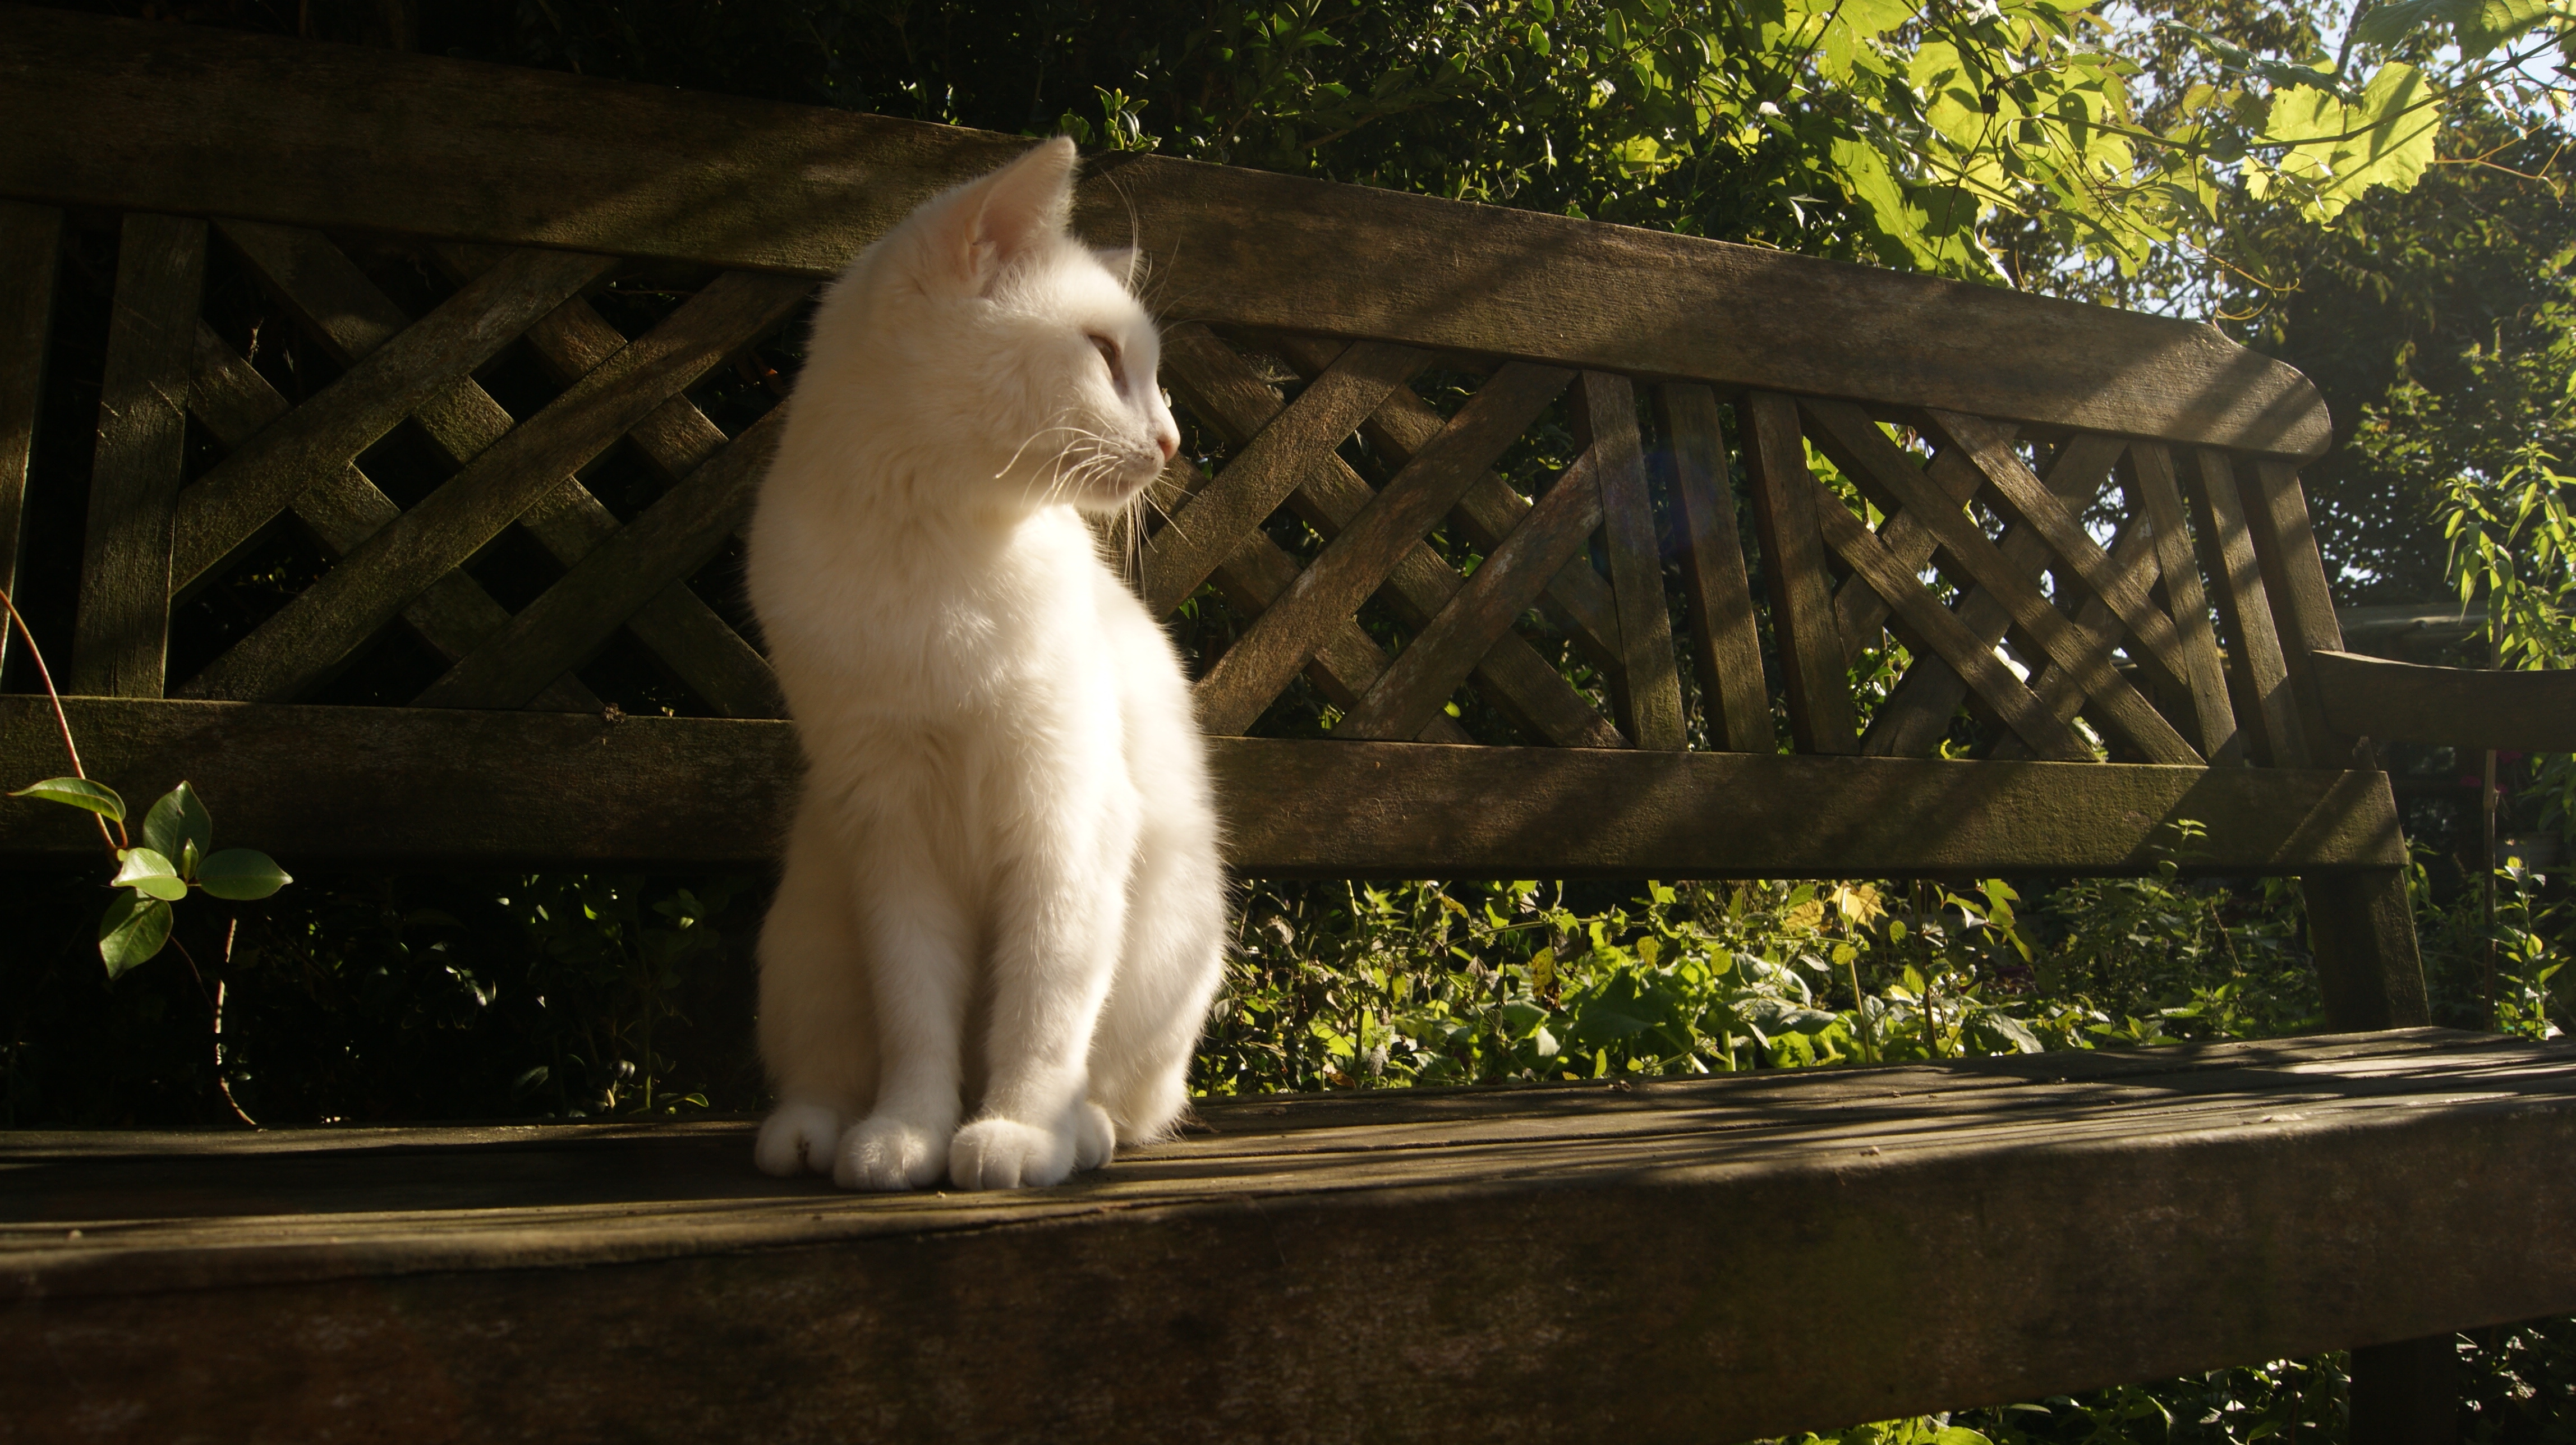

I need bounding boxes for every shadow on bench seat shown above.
[10,1029,2573,1442]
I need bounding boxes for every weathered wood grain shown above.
[0,200,57,678]
[168,244,616,593]
[3,1032,2562,1443]
[2188,449,2308,768]
[1335,449,1608,742]
[1655,384,1771,752]
[1144,340,1425,617]
[413,409,783,710]
[1165,329,1617,747]
[176,270,808,702]
[186,324,601,714]
[1742,393,1859,754]
[1267,333,1625,673]
[70,213,204,698]
[2242,458,2354,762]
[1861,432,2125,759]
[2305,867,2432,1031]
[1190,363,1570,736]
[0,7,2333,457]
[218,225,778,716]
[0,698,2405,874]
[1813,401,2198,766]
[2128,443,2243,764]
[2311,650,2576,753]
[1582,371,1685,751]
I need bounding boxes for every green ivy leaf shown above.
[98,890,173,978]
[111,847,190,901]
[198,849,292,901]
[10,776,125,821]
[141,782,214,865]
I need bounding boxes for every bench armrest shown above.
[2312,648,2576,752]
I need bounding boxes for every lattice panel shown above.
[45,210,802,716]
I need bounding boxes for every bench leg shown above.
[2349,1336,2458,1445]
[2306,868,2453,1442]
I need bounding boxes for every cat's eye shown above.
[1089,334,1121,373]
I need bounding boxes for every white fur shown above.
[746,138,1226,1193]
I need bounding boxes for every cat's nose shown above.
[1155,427,1178,461]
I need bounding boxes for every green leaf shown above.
[98,890,173,978]
[141,782,214,864]
[198,848,292,901]
[10,776,125,821]
[111,847,190,901]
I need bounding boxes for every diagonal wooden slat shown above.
[1162,329,1618,748]
[2127,442,2242,763]
[218,224,776,717]
[412,408,784,710]
[1986,514,2169,762]
[1266,333,1625,675]
[1142,341,1427,617]
[1336,449,1609,742]
[187,325,600,714]
[72,213,205,699]
[1189,363,1573,737]
[176,270,809,703]
[1741,393,1859,755]
[1583,371,1685,751]
[0,201,59,680]
[1799,399,2201,766]
[1800,462,2091,762]
[2187,448,2308,768]
[1922,409,2195,699]
[1656,384,1772,753]
[168,244,616,591]
[1858,432,2127,758]
[2241,458,2354,765]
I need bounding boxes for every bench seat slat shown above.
[4,1032,2569,1442]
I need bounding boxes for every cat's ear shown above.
[933,136,1079,296]
[1093,246,1140,291]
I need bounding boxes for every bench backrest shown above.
[0,8,2403,905]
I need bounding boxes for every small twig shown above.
[0,584,122,852]
[214,919,259,1129]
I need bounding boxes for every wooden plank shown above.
[1655,384,1771,752]
[1333,448,1607,742]
[2187,449,2308,768]
[1922,409,2194,694]
[412,408,783,710]
[4,1033,2562,1442]
[186,324,601,714]
[2128,443,2242,764]
[174,270,809,702]
[1143,341,1425,617]
[1741,393,1859,754]
[2311,650,2576,752]
[1165,329,1617,748]
[168,245,617,595]
[1799,465,2092,761]
[2304,867,2432,1030]
[1825,436,1980,667]
[1267,332,1624,674]
[222,225,777,717]
[0,200,58,679]
[2242,458,2355,763]
[70,213,204,698]
[0,699,2406,875]
[1806,400,2200,766]
[0,7,2334,458]
[1861,433,2124,758]
[1198,524,1473,745]
[1581,371,1685,751]
[1189,363,1571,736]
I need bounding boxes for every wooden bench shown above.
[1,8,2566,1440]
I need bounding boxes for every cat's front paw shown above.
[1074,1101,1116,1171]
[949,1118,1077,1190]
[834,1115,949,1191]
[754,1101,844,1177]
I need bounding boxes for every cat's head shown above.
[813,136,1179,518]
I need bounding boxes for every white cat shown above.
[744,137,1226,1192]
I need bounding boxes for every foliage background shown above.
[12,0,2576,1439]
